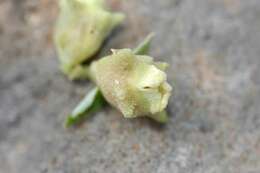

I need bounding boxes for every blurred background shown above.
[0,0,260,173]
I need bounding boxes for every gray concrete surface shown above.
[0,0,260,172]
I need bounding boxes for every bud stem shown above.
[67,65,95,81]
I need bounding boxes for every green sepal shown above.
[65,87,105,127]
[149,110,169,123]
[133,33,155,55]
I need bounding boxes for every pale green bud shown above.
[54,0,124,78]
[90,49,172,119]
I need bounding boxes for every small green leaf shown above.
[65,87,105,127]
[134,33,155,55]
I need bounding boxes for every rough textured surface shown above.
[0,0,260,173]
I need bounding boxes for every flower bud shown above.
[54,0,124,78]
[90,49,172,119]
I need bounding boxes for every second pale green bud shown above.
[54,0,124,78]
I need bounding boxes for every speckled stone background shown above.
[0,0,260,173]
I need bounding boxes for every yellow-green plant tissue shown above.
[54,0,124,79]
[90,49,172,122]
